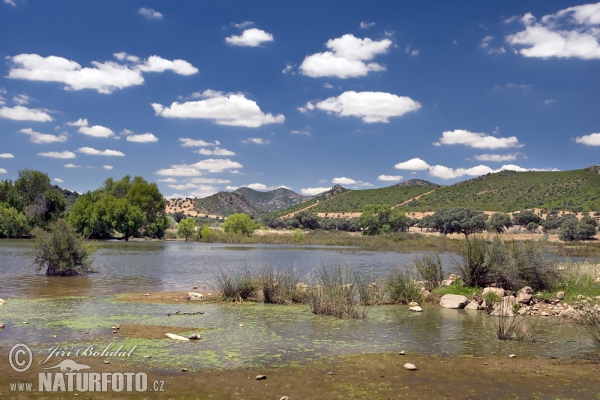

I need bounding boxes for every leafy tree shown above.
[0,205,29,237]
[126,178,168,238]
[222,213,257,235]
[512,209,542,227]
[358,204,410,235]
[487,212,512,233]
[0,180,22,211]
[110,197,145,241]
[178,218,196,241]
[428,207,488,237]
[294,211,320,230]
[33,219,97,276]
[15,169,51,205]
[200,226,212,238]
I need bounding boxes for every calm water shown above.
[0,239,458,299]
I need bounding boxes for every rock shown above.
[559,306,579,319]
[0,323,4,329]
[421,290,430,300]
[490,296,517,316]
[541,312,550,316]
[280,397,290,400]
[165,333,190,341]
[144,293,149,296]
[509,354,516,358]
[188,333,202,340]
[556,291,565,300]
[439,294,469,309]
[408,306,423,312]
[482,287,505,298]
[111,325,120,330]
[577,294,585,300]
[0,298,4,306]
[187,292,205,301]
[398,351,405,355]
[464,300,480,311]
[103,360,110,364]
[255,375,267,380]
[408,301,420,307]
[403,363,418,370]
[441,279,454,287]
[193,286,198,289]
[449,274,460,281]
[181,368,189,372]
[239,323,244,327]
[22,321,28,324]
[472,293,483,305]
[441,274,460,287]
[516,286,534,304]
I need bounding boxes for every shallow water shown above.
[0,296,585,372]
[0,240,459,298]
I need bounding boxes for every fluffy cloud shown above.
[156,159,242,176]
[307,91,420,123]
[8,53,197,94]
[0,168,6,174]
[507,4,600,59]
[19,128,67,143]
[190,177,230,184]
[78,147,124,156]
[103,165,113,170]
[0,153,14,158]
[332,177,357,185]
[226,28,274,47]
[301,187,330,195]
[126,133,158,143]
[394,158,431,170]
[152,90,284,127]
[190,186,220,198]
[300,34,392,78]
[155,167,203,176]
[136,56,198,75]
[179,138,220,147]
[0,105,53,121]
[360,21,375,30]
[246,183,268,190]
[158,178,177,183]
[138,7,163,20]
[68,118,88,127]
[38,151,76,159]
[435,129,522,149]
[474,153,518,162]
[233,21,254,28]
[242,137,270,144]
[64,163,81,168]
[53,178,63,183]
[197,147,235,156]
[78,125,114,138]
[12,94,32,105]
[575,132,600,146]
[377,175,403,181]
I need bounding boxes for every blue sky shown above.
[1,1,599,198]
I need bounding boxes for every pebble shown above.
[175,299,179,302]
[103,360,110,364]
[403,363,418,371]
[398,351,405,355]
[188,333,202,340]
[255,375,267,380]
[181,368,189,372]
[193,286,198,289]
[280,397,290,400]
[541,312,550,316]
[239,324,244,327]
[22,321,28,324]
[144,293,149,296]
[0,323,4,329]
[112,330,118,333]
[409,306,423,312]
[509,354,516,358]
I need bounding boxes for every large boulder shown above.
[439,294,469,309]
[482,287,505,298]
[516,287,533,304]
[187,292,205,301]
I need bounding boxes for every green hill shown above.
[395,166,600,213]
[309,180,440,213]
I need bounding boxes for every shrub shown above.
[213,269,259,302]
[33,219,97,276]
[414,253,444,290]
[199,226,212,239]
[258,266,307,304]
[385,269,422,304]
[307,266,364,318]
[455,236,489,287]
[222,213,258,236]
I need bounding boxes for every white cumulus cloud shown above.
[38,151,76,159]
[360,21,375,30]
[243,137,270,144]
[197,147,235,156]
[19,128,67,143]
[78,147,124,156]
[435,129,522,149]
[0,153,15,158]
[78,125,114,138]
[103,165,113,170]
[332,177,357,185]
[474,153,518,162]
[68,118,88,127]
[307,91,420,123]
[0,105,53,121]
[576,132,600,146]
[226,28,274,47]
[377,175,403,181]
[53,178,63,183]
[190,159,242,173]
[155,167,203,176]
[394,158,431,170]
[152,90,284,127]
[127,133,158,143]
[158,178,177,183]
[179,138,220,147]
[245,183,268,190]
[301,187,330,196]
[8,53,197,94]
[507,4,600,59]
[138,7,163,20]
[300,34,392,78]
[64,163,81,168]
[0,168,6,174]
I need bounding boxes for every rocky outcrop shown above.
[440,294,469,309]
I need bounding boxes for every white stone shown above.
[187,292,205,301]
[464,300,480,311]
[165,333,190,341]
[409,306,423,312]
[0,298,4,306]
[408,301,420,307]
[439,294,469,309]
[255,375,267,380]
[403,363,418,370]
[482,287,505,298]
[516,286,533,304]
[556,291,565,300]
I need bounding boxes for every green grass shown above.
[431,281,479,298]
[395,168,600,213]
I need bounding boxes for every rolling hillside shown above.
[394,166,600,213]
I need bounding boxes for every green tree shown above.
[178,218,196,241]
[33,219,97,276]
[512,209,542,227]
[429,207,488,237]
[358,204,411,235]
[109,197,145,241]
[559,215,579,241]
[487,212,512,233]
[222,213,257,235]
[15,169,51,205]
[0,205,29,237]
